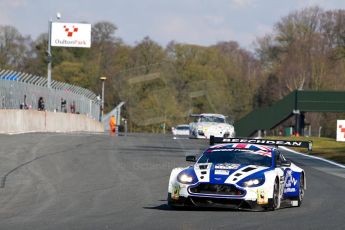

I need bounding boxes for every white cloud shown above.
[0,0,28,25]
[255,24,273,37]
[296,0,326,7]
[0,0,28,8]
[0,10,9,25]
[294,0,341,9]
[154,15,235,46]
[230,0,257,8]
[243,23,274,50]
[203,15,225,27]
[0,11,10,25]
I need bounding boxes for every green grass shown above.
[267,136,345,165]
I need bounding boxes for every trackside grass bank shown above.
[268,136,345,165]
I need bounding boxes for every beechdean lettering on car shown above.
[223,138,306,147]
[51,22,91,48]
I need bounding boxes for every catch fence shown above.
[0,69,101,120]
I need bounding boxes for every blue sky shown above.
[1,0,345,49]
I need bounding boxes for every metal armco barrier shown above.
[0,69,100,120]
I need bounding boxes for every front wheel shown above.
[271,179,281,210]
[167,193,183,210]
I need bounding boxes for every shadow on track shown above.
[143,202,249,212]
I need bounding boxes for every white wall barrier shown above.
[0,110,103,134]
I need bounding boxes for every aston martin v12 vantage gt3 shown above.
[168,137,312,210]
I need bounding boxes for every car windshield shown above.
[198,149,272,167]
[199,116,225,123]
[177,126,189,130]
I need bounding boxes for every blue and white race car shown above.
[168,137,312,211]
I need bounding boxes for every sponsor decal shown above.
[172,185,180,200]
[257,188,268,204]
[284,188,296,193]
[285,176,297,188]
[210,149,247,152]
[223,138,304,147]
[283,169,298,194]
[214,138,312,150]
[209,148,271,157]
[215,163,241,170]
[214,170,230,175]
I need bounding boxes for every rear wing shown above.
[190,114,228,118]
[209,136,312,151]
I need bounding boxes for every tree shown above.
[92,21,117,44]
[255,7,345,136]
[0,25,32,70]
[129,36,165,74]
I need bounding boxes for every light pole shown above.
[47,13,61,88]
[100,76,107,121]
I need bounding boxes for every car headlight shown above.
[177,173,195,184]
[241,178,265,187]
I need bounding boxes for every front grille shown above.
[190,197,243,208]
[189,183,245,196]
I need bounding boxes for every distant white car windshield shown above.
[199,116,225,123]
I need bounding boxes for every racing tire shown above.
[270,179,281,211]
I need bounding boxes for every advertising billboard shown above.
[336,120,345,142]
[51,22,91,48]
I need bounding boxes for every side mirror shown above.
[281,160,291,167]
[186,155,196,162]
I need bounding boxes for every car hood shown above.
[192,163,269,185]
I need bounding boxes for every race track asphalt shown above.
[0,133,344,230]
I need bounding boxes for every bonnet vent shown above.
[241,167,256,172]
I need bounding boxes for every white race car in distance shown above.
[172,124,190,136]
[189,113,235,139]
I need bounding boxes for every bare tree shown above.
[0,25,32,69]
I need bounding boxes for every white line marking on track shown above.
[172,136,189,140]
[280,146,345,169]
